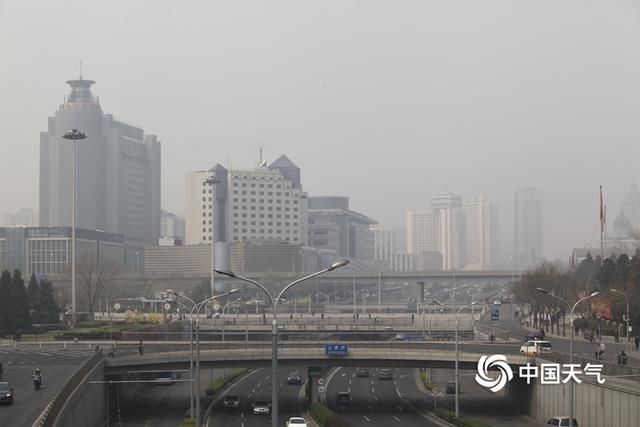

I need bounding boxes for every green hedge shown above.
[419,369,436,392]
[206,368,249,396]
[310,403,353,427]
[432,407,493,427]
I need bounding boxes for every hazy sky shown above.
[1,0,640,261]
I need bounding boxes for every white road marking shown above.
[372,387,375,393]
[341,373,347,377]
[374,396,378,401]
[348,387,351,393]
[241,413,245,418]
[393,416,401,422]
[349,379,352,385]
[363,416,371,422]
[395,405,403,412]
[241,423,245,427]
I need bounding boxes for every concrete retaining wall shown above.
[53,357,106,427]
[531,379,640,427]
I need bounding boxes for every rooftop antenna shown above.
[80,61,83,79]
[258,146,267,168]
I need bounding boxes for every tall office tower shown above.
[621,184,640,231]
[514,187,543,268]
[184,156,308,246]
[430,192,464,270]
[406,210,441,270]
[463,196,497,270]
[39,77,161,246]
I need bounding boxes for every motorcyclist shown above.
[33,368,42,387]
[618,350,628,365]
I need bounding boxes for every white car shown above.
[520,340,552,357]
[286,417,309,427]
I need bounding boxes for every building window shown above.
[202,221,206,225]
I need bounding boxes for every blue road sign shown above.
[491,309,500,321]
[325,343,349,356]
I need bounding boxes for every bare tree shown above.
[75,255,121,314]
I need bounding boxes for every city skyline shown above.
[3,1,640,261]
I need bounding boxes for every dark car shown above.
[223,394,239,408]
[446,381,459,394]
[378,369,393,380]
[524,332,544,342]
[356,367,370,377]
[546,417,578,426]
[0,382,13,405]
[252,400,271,415]
[287,373,302,385]
[335,392,351,405]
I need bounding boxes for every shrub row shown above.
[432,407,493,427]
[206,368,249,396]
[310,403,352,427]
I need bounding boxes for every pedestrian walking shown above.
[138,339,144,356]
[635,336,639,351]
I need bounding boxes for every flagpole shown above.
[600,186,604,263]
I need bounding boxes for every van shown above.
[520,340,552,357]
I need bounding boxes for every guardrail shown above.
[542,351,640,383]
[32,350,103,427]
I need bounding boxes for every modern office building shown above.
[405,210,442,270]
[514,187,543,267]
[463,196,497,270]
[307,197,376,263]
[370,225,396,269]
[184,156,308,247]
[0,226,124,278]
[39,76,161,250]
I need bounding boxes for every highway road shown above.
[325,367,439,427]
[208,368,307,427]
[0,346,94,426]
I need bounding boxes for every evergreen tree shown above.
[27,274,40,309]
[33,280,60,323]
[613,254,631,289]
[596,258,615,290]
[12,270,32,331]
[0,270,12,336]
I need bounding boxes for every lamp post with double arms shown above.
[62,128,87,327]
[610,289,631,352]
[215,259,350,427]
[455,301,477,417]
[168,288,239,426]
[537,288,600,427]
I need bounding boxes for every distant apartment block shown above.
[4,208,38,227]
[514,188,542,267]
[463,196,498,270]
[431,192,464,270]
[160,210,185,241]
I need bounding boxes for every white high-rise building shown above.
[431,192,464,270]
[463,196,497,270]
[514,187,542,268]
[185,156,308,247]
[370,225,396,268]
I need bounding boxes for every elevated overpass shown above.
[104,340,526,375]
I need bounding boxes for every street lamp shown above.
[422,300,442,339]
[610,289,631,352]
[62,128,87,327]
[221,297,243,341]
[203,174,220,314]
[168,288,239,426]
[537,288,600,427]
[455,301,477,417]
[215,259,349,426]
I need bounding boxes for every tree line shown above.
[513,249,640,337]
[0,270,60,337]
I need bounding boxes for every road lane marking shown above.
[342,373,347,377]
[393,416,401,422]
[363,416,371,422]
[241,423,245,427]
[372,387,375,393]
[241,413,244,418]
[374,396,378,401]
[395,406,403,412]
[348,387,351,393]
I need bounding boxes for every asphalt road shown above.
[480,304,633,362]
[325,367,439,427]
[208,368,307,427]
[0,346,94,426]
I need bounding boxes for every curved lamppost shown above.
[168,288,239,426]
[215,259,349,427]
[455,301,477,417]
[537,288,600,427]
[62,128,87,327]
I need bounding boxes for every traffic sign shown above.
[491,309,499,321]
[432,386,439,395]
[318,386,325,394]
[114,303,121,310]
[164,303,171,311]
[213,304,221,311]
[596,312,602,320]
[318,378,325,386]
